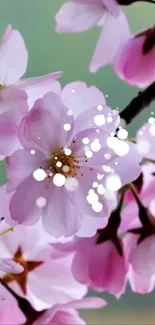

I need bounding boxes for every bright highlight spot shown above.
[137,139,150,154]
[87,192,99,205]
[114,140,129,156]
[64,148,72,156]
[36,197,47,208]
[117,129,128,140]
[56,161,62,168]
[94,114,105,126]
[31,150,35,155]
[85,150,93,158]
[65,177,79,192]
[97,184,105,195]
[33,169,47,182]
[107,117,113,123]
[148,117,155,124]
[67,110,73,116]
[82,137,89,145]
[91,139,101,152]
[92,202,103,213]
[53,173,66,187]
[64,123,71,131]
[106,174,122,191]
[97,105,103,111]
[62,165,70,173]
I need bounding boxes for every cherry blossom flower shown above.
[0,25,62,159]
[51,234,127,297]
[114,25,155,87]
[0,222,87,311]
[32,297,107,325]
[55,0,130,72]
[6,90,142,237]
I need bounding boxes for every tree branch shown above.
[120,81,155,125]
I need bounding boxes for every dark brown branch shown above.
[120,81,155,125]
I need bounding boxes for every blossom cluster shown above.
[0,0,155,324]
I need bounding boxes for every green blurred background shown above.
[0,0,155,323]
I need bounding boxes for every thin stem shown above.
[120,81,155,125]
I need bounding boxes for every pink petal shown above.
[0,86,28,115]
[9,176,45,225]
[7,148,46,191]
[90,11,130,73]
[128,266,155,294]
[89,240,127,295]
[42,185,82,237]
[73,106,120,136]
[0,25,28,85]
[137,123,155,160]
[65,297,107,309]
[61,82,106,119]
[110,141,142,186]
[0,185,16,226]
[0,111,22,157]
[0,258,24,274]
[102,0,120,16]
[18,71,62,108]
[19,92,74,154]
[129,235,155,277]
[55,1,104,33]
[77,215,108,238]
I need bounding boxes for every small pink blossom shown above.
[0,25,62,158]
[6,89,142,237]
[0,221,87,311]
[114,25,155,87]
[32,297,107,325]
[52,234,127,297]
[55,1,130,72]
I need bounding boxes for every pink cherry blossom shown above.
[6,90,142,237]
[0,221,87,311]
[114,25,155,87]
[0,259,23,274]
[32,297,107,325]
[55,1,130,72]
[0,25,62,159]
[52,233,127,297]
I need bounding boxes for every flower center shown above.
[48,149,79,177]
